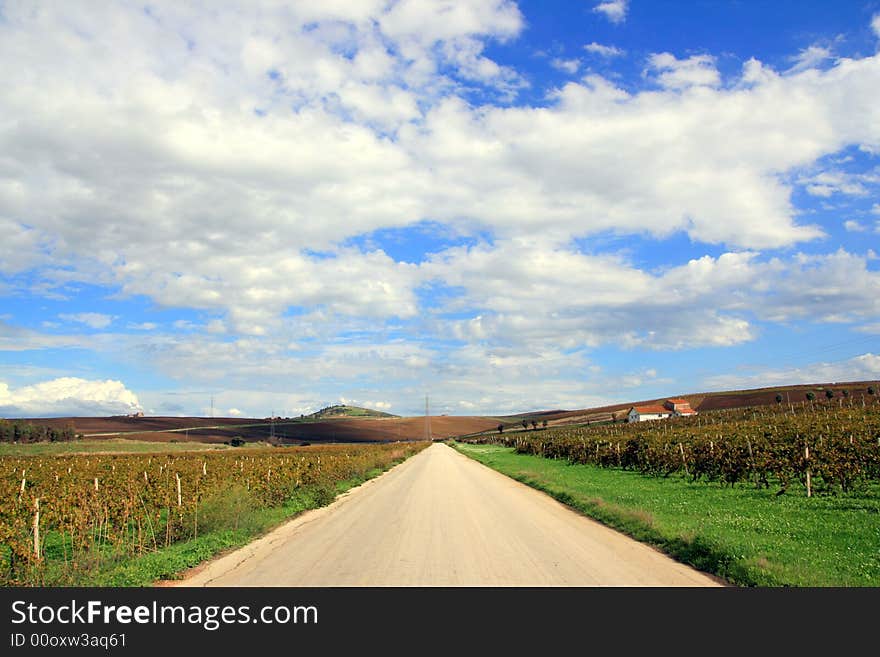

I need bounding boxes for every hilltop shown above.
[306,404,399,420]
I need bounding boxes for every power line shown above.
[760,334,878,367]
[425,394,432,441]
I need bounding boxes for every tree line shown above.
[0,420,79,443]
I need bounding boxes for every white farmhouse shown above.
[627,404,673,422]
[627,399,698,422]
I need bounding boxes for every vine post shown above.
[33,497,41,560]
[804,443,812,498]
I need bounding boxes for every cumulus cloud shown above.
[798,169,876,197]
[593,0,628,24]
[2,3,879,336]
[584,42,625,57]
[2,3,880,415]
[0,377,142,418]
[844,220,866,232]
[424,243,880,349]
[59,313,114,329]
[646,52,721,89]
[872,14,880,38]
[551,58,580,74]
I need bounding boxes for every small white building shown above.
[627,405,673,422]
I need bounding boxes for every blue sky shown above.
[1,0,879,418]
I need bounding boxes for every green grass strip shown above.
[453,442,880,587]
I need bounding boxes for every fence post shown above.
[805,444,812,498]
[33,497,41,560]
[746,437,754,483]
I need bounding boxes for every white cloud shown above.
[798,169,875,197]
[138,388,326,419]
[380,0,523,43]
[551,58,580,74]
[872,13,880,38]
[806,185,834,197]
[0,377,142,418]
[787,45,834,74]
[338,397,392,411]
[205,319,226,334]
[127,322,158,330]
[0,321,88,352]
[0,218,46,273]
[0,3,879,416]
[593,0,628,24]
[844,220,866,232]
[583,42,625,58]
[8,245,875,402]
[2,4,879,336]
[424,243,880,349]
[58,313,114,329]
[120,249,421,335]
[646,52,721,89]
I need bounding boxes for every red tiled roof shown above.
[632,405,671,414]
[667,398,689,405]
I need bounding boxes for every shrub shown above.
[197,484,257,533]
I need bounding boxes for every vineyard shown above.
[1,441,428,585]
[465,399,880,496]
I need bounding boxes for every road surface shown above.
[177,442,722,586]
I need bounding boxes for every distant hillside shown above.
[499,380,880,430]
[307,404,399,419]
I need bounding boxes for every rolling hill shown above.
[9,379,877,447]
[306,404,399,419]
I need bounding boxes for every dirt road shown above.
[177,443,721,586]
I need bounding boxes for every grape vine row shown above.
[1,441,428,584]
[466,401,880,495]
